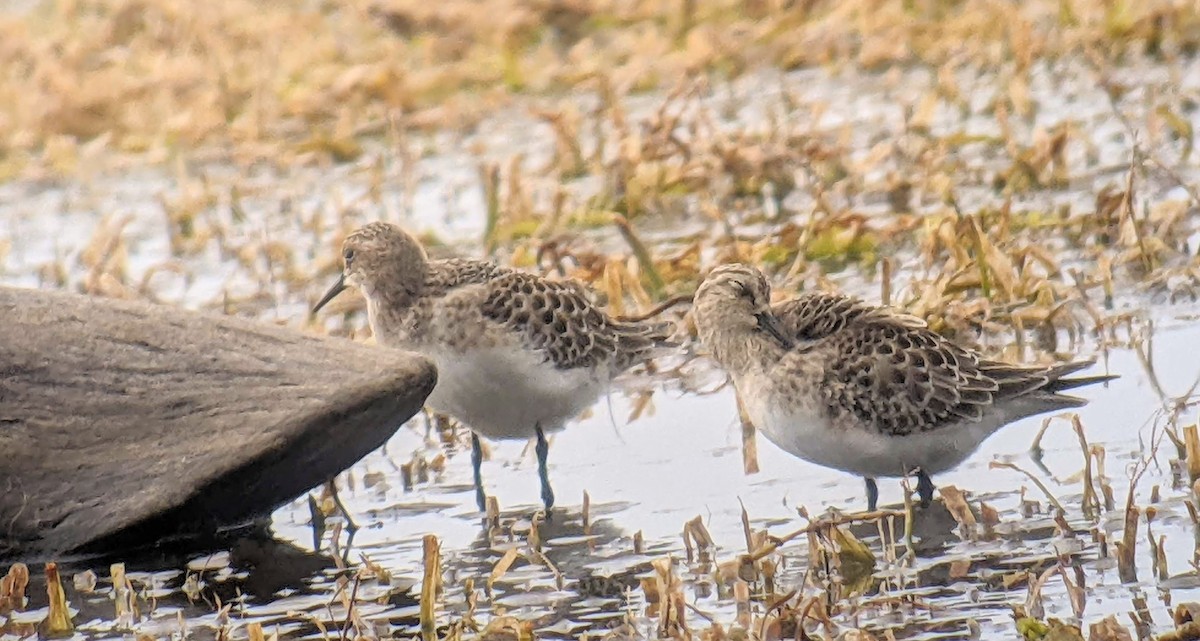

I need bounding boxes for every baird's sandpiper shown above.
[692,263,1114,511]
[313,222,675,511]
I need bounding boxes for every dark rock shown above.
[0,286,436,560]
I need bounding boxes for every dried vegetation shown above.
[3,0,1197,356]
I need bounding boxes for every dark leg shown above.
[472,433,488,512]
[916,468,935,508]
[326,480,357,535]
[307,494,325,552]
[535,425,555,510]
[864,477,879,512]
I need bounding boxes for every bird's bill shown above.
[312,273,347,314]
[754,310,795,349]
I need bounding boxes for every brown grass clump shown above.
[3,0,1199,175]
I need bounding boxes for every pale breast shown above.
[738,372,831,461]
[737,371,1012,478]
[424,346,609,440]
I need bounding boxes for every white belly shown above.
[425,347,607,440]
[739,377,1003,478]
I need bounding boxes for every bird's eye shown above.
[343,248,356,264]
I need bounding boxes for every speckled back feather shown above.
[381,257,673,373]
[776,292,1109,436]
[772,292,925,340]
[479,269,674,371]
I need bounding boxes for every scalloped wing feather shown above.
[775,291,1096,436]
[479,270,672,372]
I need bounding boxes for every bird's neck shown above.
[363,271,426,345]
[701,323,785,377]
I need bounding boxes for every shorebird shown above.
[312,222,674,511]
[691,264,1114,511]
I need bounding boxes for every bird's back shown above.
[475,267,674,373]
[392,257,673,375]
[770,292,1112,436]
[408,259,675,436]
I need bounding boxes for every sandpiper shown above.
[313,222,675,511]
[691,264,1114,511]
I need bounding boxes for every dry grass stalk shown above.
[1184,424,1200,484]
[989,460,1065,513]
[0,564,28,615]
[111,562,136,627]
[735,390,760,475]
[482,163,503,255]
[739,500,754,556]
[480,616,536,641]
[582,490,591,537]
[528,511,543,552]
[486,496,501,531]
[1116,505,1140,584]
[1070,415,1103,518]
[683,516,715,568]
[980,501,1002,539]
[43,563,74,635]
[336,570,364,641]
[612,215,665,297]
[1059,562,1086,620]
[901,479,917,558]
[733,580,750,629]
[743,508,903,566]
[1088,615,1133,641]
[1024,566,1060,622]
[1153,533,1169,582]
[420,534,442,641]
[489,548,520,592]
[938,485,978,534]
[649,556,688,639]
[828,524,876,596]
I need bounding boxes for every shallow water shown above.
[7,314,1200,640]
[280,317,1200,637]
[4,56,1200,640]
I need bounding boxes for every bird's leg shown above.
[307,494,326,552]
[535,425,555,510]
[915,468,935,508]
[864,477,879,512]
[472,433,488,512]
[327,478,359,536]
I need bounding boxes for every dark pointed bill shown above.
[755,311,795,349]
[312,273,347,314]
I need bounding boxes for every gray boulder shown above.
[0,286,435,559]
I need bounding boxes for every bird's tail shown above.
[1041,358,1119,393]
[615,318,682,370]
[979,357,1116,421]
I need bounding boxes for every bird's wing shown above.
[773,291,1107,436]
[771,292,1009,435]
[805,319,1006,435]
[477,270,672,371]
